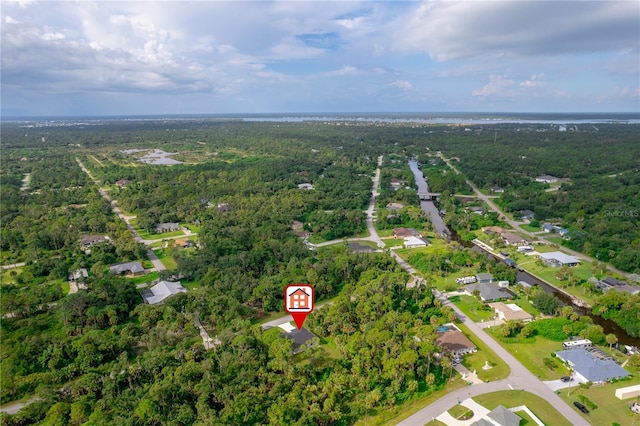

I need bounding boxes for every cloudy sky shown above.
[2,1,639,116]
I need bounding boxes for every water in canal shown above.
[408,160,448,237]
[408,160,640,346]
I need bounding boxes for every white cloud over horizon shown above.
[1,1,638,116]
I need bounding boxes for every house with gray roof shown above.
[538,251,580,267]
[348,242,374,253]
[466,283,514,302]
[475,273,494,284]
[488,405,521,426]
[155,222,180,233]
[141,281,187,305]
[556,348,629,384]
[109,261,145,276]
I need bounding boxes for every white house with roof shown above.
[538,251,580,267]
[403,236,429,248]
[141,281,187,305]
[535,175,559,183]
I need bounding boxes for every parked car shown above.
[574,401,589,414]
[560,376,573,382]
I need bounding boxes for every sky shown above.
[1,1,639,116]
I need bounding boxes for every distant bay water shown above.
[4,112,640,126]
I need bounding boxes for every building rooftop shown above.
[435,330,476,353]
[556,349,629,383]
[489,302,533,321]
[538,251,580,265]
[109,261,145,274]
[142,280,187,305]
[467,283,514,302]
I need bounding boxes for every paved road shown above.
[396,288,587,425]
[261,313,294,329]
[438,153,630,278]
[1,262,26,270]
[0,398,39,415]
[146,249,165,272]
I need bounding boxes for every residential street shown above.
[395,290,588,425]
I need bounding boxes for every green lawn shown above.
[127,272,159,286]
[485,328,568,381]
[545,236,564,245]
[384,239,405,248]
[449,295,494,322]
[376,229,395,238]
[1,267,23,285]
[61,281,70,295]
[520,224,541,233]
[558,374,640,426]
[448,404,473,420]
[153,249,178,270]
[518,261,600,306]
[457,323,510,382]
[359,377,467,426]
[474,390,572,426]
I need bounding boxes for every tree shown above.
[605,333,618,350]
[530,291,560,315]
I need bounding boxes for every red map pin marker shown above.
[284,284,314,330]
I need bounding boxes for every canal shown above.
[408,159,640,347]
[408,160,448,236]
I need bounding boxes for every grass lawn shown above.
[519,261,600,306]
[384,239,405,248]
[511,297,541,317]
[448,404,473,420]
[376,229,395,238]
[359,376,467,426]
[457,323,510,382]
[474,390,572,426]
[520,224,541,233]
[181,280,200,291]
[127,272,159,286]
[153,249,178,270]
[558,374,640,426]
[449,295,494,322]
[1,267,23,285]
[485,328,567,381]
[61,281,70,295]
[545,236,564,245]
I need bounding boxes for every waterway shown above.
[408,160,448,237]
[408,160,640,346]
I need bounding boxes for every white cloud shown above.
[390,80,412,90]
[394,1,639,61]
[41,32,65,41]
[325,66,360,76]
[472,75,515,97]
[520,73,546,87]
[5,15,21,24]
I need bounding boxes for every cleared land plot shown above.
[449,295,494,322]
[558,374,640,426]
[485,328,574,381]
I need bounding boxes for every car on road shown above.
[574,401,589,414]
[560,376,573,382]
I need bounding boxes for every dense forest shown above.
[1,118,639,423]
